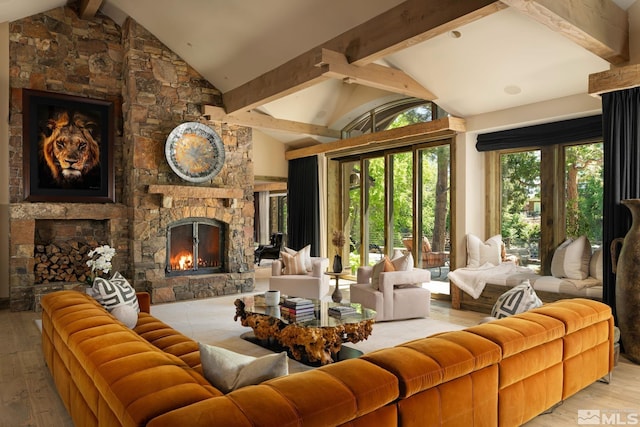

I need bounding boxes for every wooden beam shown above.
[285,116,466,160]
[501,0,628,65]
[319,49,437,101]
[78,0,103,19]
[588,63,640,95]
[223,0,505,114]
[254,182,287,192]
[203,106,341,139]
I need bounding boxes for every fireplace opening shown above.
[166,218,225,276]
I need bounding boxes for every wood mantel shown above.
[147,185,243,199]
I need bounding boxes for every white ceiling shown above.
[1,0,637,146]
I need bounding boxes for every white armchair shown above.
[350,266,431,321]
[269,257,331,300]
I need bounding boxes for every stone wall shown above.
[7,6,255,310]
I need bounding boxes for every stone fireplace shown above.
[7,8,255,311]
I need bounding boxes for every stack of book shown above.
[328,305,357,318]
[280,297,316,322]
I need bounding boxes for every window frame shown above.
[487,139,603,275]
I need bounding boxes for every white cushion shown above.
[198,343,288,393]
[391,251,413,271]
[466,234,502,267]
[280,250,307,275]
[589,248,603,282]
[491,280,542,319]
[392,249,405,260]
[284,245,312,271]
[110,304,138,329]
[87,271,139,312]
[550,236,591,280]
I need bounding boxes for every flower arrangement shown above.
[86,244,116,283]
[332,230,346,255]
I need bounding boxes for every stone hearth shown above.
[7,7,255,310]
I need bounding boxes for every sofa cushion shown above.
[371,256,396,290]
[198,343,288,393]
[87,271,140,312]
[550,236,591,280]
[284,245,312,271]
[391,251,413,271]
[280,250,307,275]
[467,234,502,267]
[491,280,542,319]
[590,248,603,282]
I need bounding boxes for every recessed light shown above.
[504,85,522,95]
[449,30,462,39]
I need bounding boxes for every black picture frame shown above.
[22,89,114,203]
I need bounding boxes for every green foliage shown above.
[387,106,432,129]
[565,143,603,243]
[500,151,540,245]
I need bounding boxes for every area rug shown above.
[150,290,466,373]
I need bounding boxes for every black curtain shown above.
[287,156,320,256]
[602,86,640,320]
[476,115,602,151]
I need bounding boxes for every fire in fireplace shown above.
[166,218,225,275]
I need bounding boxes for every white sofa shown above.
[350,266,431,321]
[269,256,331,300]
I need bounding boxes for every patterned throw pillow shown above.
[280,251,307,275]
[491,280,542,319]
[284,245,312,271]
[88,271,140,313]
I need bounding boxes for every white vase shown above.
[265,290,280,307]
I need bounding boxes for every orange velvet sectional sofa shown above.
[40,290,614,427]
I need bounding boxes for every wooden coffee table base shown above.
[234,299,374,365]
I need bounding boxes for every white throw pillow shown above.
[589,248,603,282]
[87,271,140,313]
[550,236,591,280]
[391,251,413,271]
[280,250,307,275]
[198,343,288,393]
[466,234,502,268]
[284,245,312,271]
[111,304,138,329]
[491,280,543,319]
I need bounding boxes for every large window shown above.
[340,140,452,280]
[333,98,453,293]
[494,141,603,273]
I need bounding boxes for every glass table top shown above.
[240,294,376,328]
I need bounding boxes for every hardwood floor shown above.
[1,299,638,427]
[0,309,72,427]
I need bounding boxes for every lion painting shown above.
[38,109,101,189]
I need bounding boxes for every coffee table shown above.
[234,295,376,365]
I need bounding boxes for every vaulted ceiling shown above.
[2,0,638,149]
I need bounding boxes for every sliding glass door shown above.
[341,140,452,283]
